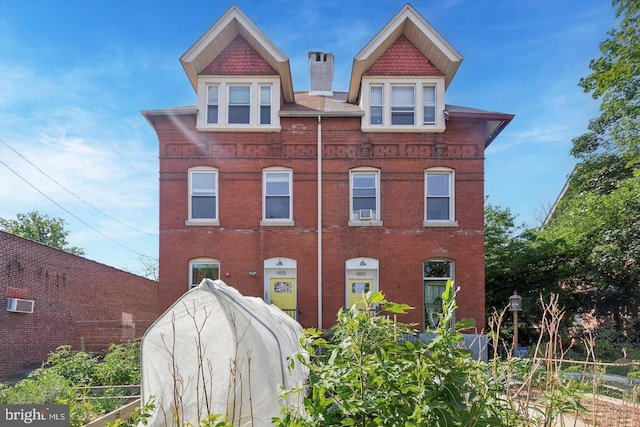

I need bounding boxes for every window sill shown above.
[423,220,458,227]
[260,219,295,227]
[361,125,445,133]
[185,219,220,226]
[196,124,281,132]
[348,220,383,227]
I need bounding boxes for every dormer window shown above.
[197,77,280,131]
[391,85,415,125]
[228,85,250,124]
[361,78,445,132]
[370,85,383,125]
[260,85,271,125]
[207,85,219,124]
[423,85,436,125]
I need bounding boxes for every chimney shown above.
[308,52,333,96]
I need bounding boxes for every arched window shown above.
[424,167,456,226]
[189,258,220,290]
[349,167,382,226]
[261,167,293,226]
[423,259,454,328]
[187,166,219,226]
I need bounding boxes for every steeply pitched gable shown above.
[348,4,462,103]
[180,5,294,102]
[364,34,444,77]
[200,36,278,75]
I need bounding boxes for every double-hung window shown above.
[187,167,218,225]
[424,168,456,225]
[260,85,271,125]
[423,260,453,329]
[197,79,280,129]
[391,85,415,125]
[228,85,250,124]
[206,85,219,124]
[350,169,381,225]
[190,258,220,290]
[361,79,444,131]
[370,85,383,125]
[262,168,293,225]
[423,85,436,125]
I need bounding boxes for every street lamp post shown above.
[509,291,523,357]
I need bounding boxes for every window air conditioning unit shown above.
[7,298,35,314]
[359,209,373,220]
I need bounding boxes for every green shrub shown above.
[95,342,141,385]
[1,368,74,404]
[275,281,506,426]
[45,345,99,386]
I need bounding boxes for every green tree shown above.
[539,0,640,334]
[540,172,640,331]
[484,203,581,340]
[571,0,639,184]
[0,211,85,255]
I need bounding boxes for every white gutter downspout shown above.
[317,115,323,329]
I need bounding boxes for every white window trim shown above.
[186,166,220,226]
[196,76,281,131]
[424,167,458,227]
[360,77,446,132]
[259,85,272,125]
[423,259,455,329]
[349,167,383,227]
[261,167,294,227]
[189,257,220,290]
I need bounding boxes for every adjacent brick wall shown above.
[0,231,159,380]
[156,113,487,331]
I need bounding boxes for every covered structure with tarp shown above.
[140,279,307,426]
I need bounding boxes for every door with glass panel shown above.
[270,278,297,319]
[347,278,374,310]
[424,260,452,329]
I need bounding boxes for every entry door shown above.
[270,278,297,319]
[347,278,374,310]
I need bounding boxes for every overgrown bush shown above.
[95,342,141,385]
[275,281,508,426]
[0,342,142,427]
[45,345,99,386]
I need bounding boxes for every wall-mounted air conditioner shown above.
[359,209,373,220]
[7,297,35,314]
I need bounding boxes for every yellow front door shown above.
[347,278,373,310]
[270,278,296,319]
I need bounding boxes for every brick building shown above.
[143,4,513,332]
[0,231,159,380]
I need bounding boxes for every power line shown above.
[0,159,155,259]
[0,137,157,237]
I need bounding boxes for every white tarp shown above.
[140,279,307,426]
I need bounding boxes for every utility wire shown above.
[0,137,157,237]
[0,159,155,259]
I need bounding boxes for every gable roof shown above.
[347,4,463,103]
[180,5,294,102]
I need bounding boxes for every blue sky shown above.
[0,0,615,275]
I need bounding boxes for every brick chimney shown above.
[308,51,333,96]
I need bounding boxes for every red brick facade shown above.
[155,113,490,330]
[0,231,159,380]
[147,5,512,334]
